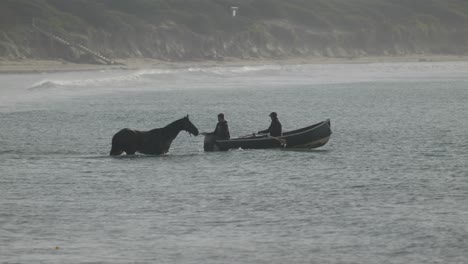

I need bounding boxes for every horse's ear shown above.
[186,114,189,119]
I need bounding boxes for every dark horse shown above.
[110,115,199,156]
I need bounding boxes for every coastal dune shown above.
[1,0,468,66]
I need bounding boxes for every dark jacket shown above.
[259,118,282,137]
[213,120,230,139]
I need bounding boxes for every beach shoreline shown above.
[1,55,468,74]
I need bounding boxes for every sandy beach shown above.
[1,55,468,74]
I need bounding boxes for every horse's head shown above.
[182,115,199,136]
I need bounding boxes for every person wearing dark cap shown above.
[258,112,282,137]
[213,113,230,140]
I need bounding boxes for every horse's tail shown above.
[109,132,124,156]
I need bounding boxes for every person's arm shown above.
[258,123,272,134]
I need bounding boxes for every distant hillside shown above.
[1,0,468,63]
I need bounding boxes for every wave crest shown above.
[27,64,283,90]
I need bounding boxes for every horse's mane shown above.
[163,116,187,129]
[146,117,185,134]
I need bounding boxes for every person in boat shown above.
[258,112,282,137]
[213,113,230,139]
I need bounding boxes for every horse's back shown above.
[112,128,137,141]
[138,129,165,155]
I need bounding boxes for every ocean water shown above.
[1,61,467,263]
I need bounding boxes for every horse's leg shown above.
[125,148,136,155]
[110,128,137,156]
[109,148,124,156]
[124,132,140,155]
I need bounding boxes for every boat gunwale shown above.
[215,119,331,144]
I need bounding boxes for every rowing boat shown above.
[204,119,331,151]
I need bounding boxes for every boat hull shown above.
[204,119,331,151]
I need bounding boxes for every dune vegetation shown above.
[1,0,468,62]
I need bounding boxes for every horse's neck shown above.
[161,119,184,140]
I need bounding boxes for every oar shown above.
[271,136,287,147]
[239,133,257,138]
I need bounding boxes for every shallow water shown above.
[1,62,467,263]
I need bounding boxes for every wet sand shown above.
[1,55,468,74]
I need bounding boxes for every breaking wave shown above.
[27,69,161,90]
[187,64,282,75]
[27,64,284,90]
[23,61,468,93]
